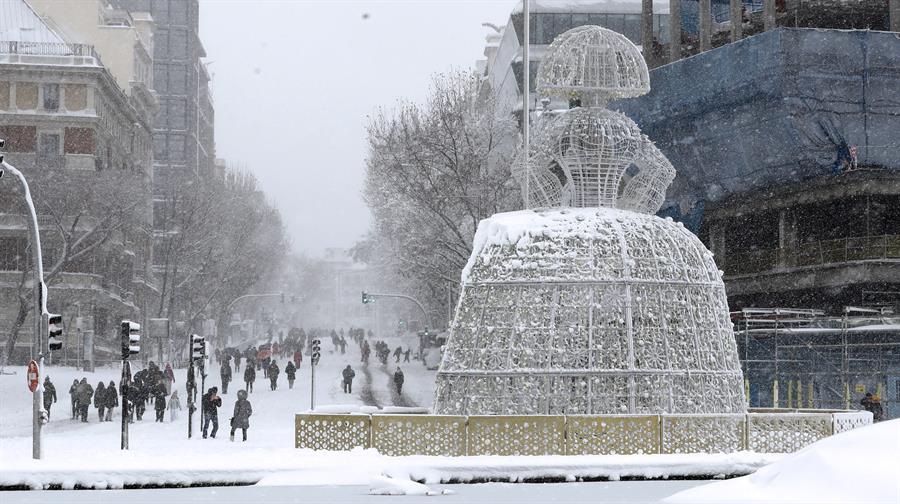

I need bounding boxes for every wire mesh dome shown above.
[537,25,650,100]
[513,107,674,213]
[433,208,747,415]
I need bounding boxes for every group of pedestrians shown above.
[63,377,118,422]
[200,386,253,442]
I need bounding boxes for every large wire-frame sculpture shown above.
[434,26,747,416]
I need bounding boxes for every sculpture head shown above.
[517,25,672,214]
[537,25,650,105]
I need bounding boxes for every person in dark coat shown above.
[126,382,140,423]
[154,392,167,422]
[230,389,253,442]
[404,348,411,362]
[234,353,242,373]
[69,379,79,419]
[201,387,222,438]
[244,362,256,393]
[42,377,57,420]
[268,360,280,391]
[860,392,885,422]
[393,346,402,363]
[104,380,118,421]
[342,365,355,394]
[76,378,93,422]
[393,368,404,395]
[220,358,232,394]
[285,360,297,389]
[94,382,106,421]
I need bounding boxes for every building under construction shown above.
[734,307,900,419]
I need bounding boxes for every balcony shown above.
[725,235,900,278]
[0,41,101,66]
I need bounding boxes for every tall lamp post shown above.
[1,140,50,459]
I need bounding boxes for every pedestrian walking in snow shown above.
[164,363,175,395]
[230,389,253,442]
[201,387,222,438]
[244,362,256,393]
[268,360,280,391]
[293,349,302,368]
[234,353,242,373]
[285,360,297,389]
[76,378,93,422]
[393,368,404,395]
[404,348,411,362]
[169,390,182,421]
[69,379,79,419]
[342,365,355,394]
[394,346,402,363]
[42,377,57,420]
[94,382,106,421]
[154,392,167,422]
[105,381,118,421]
[221,358,233,394]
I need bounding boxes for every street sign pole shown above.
[310,356,316,411]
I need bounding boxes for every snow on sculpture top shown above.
[516,25,673,214]
[536,24,650,100]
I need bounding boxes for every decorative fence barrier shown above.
[295,409,872,456]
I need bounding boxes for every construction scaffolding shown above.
[734,307,900,419]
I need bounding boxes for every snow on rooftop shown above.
[0,0,69,44]
[513,0,671,16]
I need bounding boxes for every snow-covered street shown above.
[0,337,441,488]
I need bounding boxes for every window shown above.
[154,64,168,93]
[169,64,187,94]
[153,133,168,161]
[154,28,169,59]
[0,237,27,271]
[170,29,188,59]
[168,133,186,161]
[37,132,61,164]
[168,98,187,129]
[43,83,59,111]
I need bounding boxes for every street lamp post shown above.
[2,147,50,460]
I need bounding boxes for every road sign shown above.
[27,360,39,392]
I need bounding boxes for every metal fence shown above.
[295,409,871,456]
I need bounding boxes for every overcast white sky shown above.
[199,0,516,256]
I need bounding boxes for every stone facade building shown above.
[0,0,156,365]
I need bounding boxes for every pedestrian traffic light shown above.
[191,334,205,360]
[121,320,141,359]
[362,291,374,304]
[311,338,321,365]
[47,313,63,351]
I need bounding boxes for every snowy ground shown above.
[0,338,441,488]
[665,419,900,504]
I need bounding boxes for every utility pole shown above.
[2,152,49,460]
[310,339,320,411]
[522,0,531,209]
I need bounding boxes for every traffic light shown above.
[311,338,321,365]
[121,320,141,359]
[47,313,63,351]
[362,291,374,304]
[190,334,205,360]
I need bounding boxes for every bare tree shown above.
[362,71,520,322]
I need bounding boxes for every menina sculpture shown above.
[433,25,747,415]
